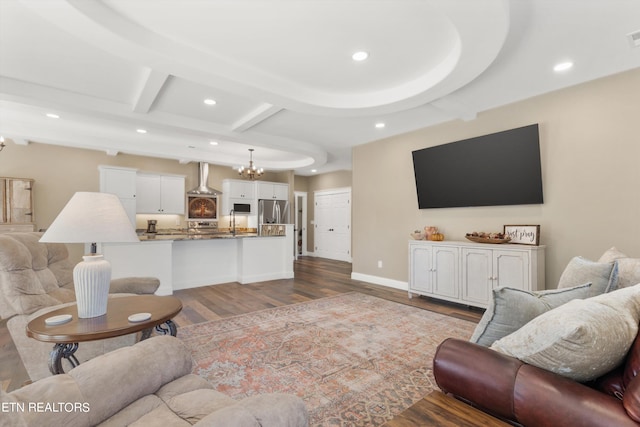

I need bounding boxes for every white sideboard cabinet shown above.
[409,240,545,309]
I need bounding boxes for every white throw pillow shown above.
[599,247,640,289]
[557,256,618,297]
[470,283,592,347]
[490,284,640,382]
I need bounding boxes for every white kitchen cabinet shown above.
[99,166,137,226]
[136,173,185,214]
[221,179,256,215]
[409,240,545,309]
[225,179,255,199]
[409,243,459,301]
[257,182,288,200]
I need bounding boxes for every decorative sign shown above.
[503,225,540,246]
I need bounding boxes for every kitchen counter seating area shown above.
[98,224,294,295]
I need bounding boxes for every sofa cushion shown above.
[557,256,618,297]
[470,283,592,347]
[599,247,640,289]
[491,284,640,382]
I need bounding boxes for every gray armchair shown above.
[1,336,309,427]
[0,232,160,381]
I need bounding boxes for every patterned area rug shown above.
[179,292,475,426]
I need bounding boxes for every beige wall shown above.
[353,68,640,289]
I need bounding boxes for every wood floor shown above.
[1,256,483,394]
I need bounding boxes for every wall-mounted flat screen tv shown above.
[412,124,543,209]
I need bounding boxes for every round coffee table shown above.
[26,295,182,375]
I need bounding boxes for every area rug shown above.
[178,292,476,426]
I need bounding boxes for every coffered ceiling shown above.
[1,0,639,175]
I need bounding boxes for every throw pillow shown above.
[557,256,618,297]
[599,247,640,289]
[490,284,640,382]
[470,283,593,347]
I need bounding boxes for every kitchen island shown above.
[98,225,294,295]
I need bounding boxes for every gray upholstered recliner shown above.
[0,232,160,381]
[1,335,309,427]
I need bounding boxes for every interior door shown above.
[314,189,351,262]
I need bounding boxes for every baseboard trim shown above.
[351,272,408,291]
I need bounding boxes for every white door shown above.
[314,188,351,262]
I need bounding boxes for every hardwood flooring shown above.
[383,391,510,427]
[1,257,483,396]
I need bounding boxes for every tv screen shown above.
[412,124,543,209]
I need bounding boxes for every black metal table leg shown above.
[49,343,80,375]
[155,319,177,337]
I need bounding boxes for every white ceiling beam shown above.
[132,68,170,113]
[232,104,283,133]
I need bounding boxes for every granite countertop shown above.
[138,232,260,241]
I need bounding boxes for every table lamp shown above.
[40,192,139,318]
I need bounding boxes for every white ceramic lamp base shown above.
[73,254,111,318]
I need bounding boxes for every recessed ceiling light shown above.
[375,122,385,129]
[352,51,369,61]
[136,129,147,134]
[204,98,217,105]
[311,169,317,173]
[46,113,59,119]
[553,61,574,72]
[209,141,218,146]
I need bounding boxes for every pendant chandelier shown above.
[237,148,264,180]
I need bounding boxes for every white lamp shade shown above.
[40,192,139,244]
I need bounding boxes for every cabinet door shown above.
[432,246,459,298]
[229,180,255,199]
[462,248,493,306]
[101,168,136,199]
[273,183,289,200]
[494,250,529,290]
[257,182,273,200]
[7,179,34,223]
[410,245,432,293]
[136,174,162,213]
[99,167,137,225]
[160,175,185,214]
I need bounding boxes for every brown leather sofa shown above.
[433,336,640,426]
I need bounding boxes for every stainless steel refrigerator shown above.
[258,199,289,234]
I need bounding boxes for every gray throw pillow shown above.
[557,256,618,297]
[599,247,640,289]
[470,283,593,347]
[490,284,640,382]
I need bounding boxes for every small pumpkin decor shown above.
[429,232,445,241]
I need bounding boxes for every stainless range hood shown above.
[187,162,222,195]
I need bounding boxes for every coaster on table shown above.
[128,312,152,323]
[45,314,72,326]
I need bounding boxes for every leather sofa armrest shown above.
[109,277,160,295]
[434,338,639,427]
[515,364,638,427]
[433,338,523,421]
